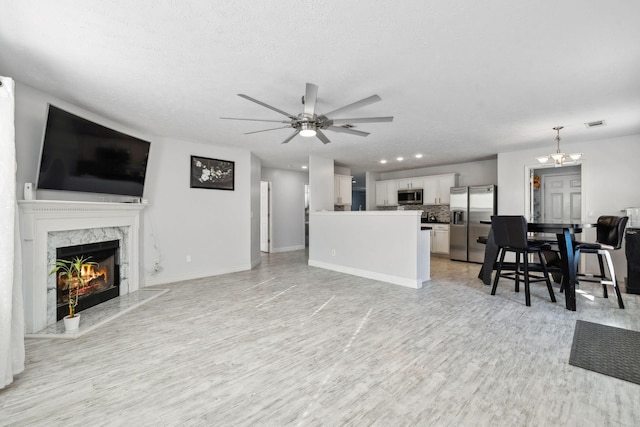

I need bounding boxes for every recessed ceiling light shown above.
[380,159,387,164]
[415,154,423,159]
[301,165,308,169]
[397,157,404,161]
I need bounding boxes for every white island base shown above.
[308,211,430,289]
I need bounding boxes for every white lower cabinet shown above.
[431,224,450,254]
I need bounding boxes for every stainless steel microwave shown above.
[398,189,423,205]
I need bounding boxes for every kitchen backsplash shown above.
[377,204,451,222]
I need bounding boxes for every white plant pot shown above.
[63,314,81,332]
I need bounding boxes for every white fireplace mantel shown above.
[18,200,146,333]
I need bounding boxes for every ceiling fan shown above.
[221,83,393,144]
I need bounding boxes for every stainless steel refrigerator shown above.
[449,187,469,261]
[449,185,497,263]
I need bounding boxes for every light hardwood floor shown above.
[2,251,640,426]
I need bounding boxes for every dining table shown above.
[478,221,595,311]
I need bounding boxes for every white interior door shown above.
[260,181,271,252]
[542,173,582,223]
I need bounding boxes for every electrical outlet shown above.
[152,260,162,274]
[331,249,336,256]
[186,255,192,263]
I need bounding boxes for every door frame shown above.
[524,161,587,224]
[260,180,273,253]
[524,161,588,270]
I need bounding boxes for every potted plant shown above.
[50,255,97,332]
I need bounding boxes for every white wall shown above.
[309,156,334,211]
[13,82,254,287]
[497,135,640,216]
[335,165,351,176]
[309,211,430,288]
[250,153,262,266]
[497,134,640,280]
[261,168,307,252]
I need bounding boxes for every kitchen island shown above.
[308,210,430,288]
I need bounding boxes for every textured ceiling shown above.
[1,0,639,177]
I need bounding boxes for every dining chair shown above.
[490,215,556,306]
[574,215,628,309]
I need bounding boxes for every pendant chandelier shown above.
[537,126,582,166]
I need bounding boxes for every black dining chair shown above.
[490,215,556,306]
[573,215,628,309]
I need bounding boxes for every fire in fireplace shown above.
[55,240,120,320]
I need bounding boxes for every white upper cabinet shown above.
[436,174,457,205]
[376,173,457,206]
[422,178,438,204]
[423,174,457,204]
[334,174,352,205]
[375,180,398,206]
[396,178,424,190]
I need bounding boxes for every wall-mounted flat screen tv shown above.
[37,105,151,197]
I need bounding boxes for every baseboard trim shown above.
[250,257,262,269]
[144,262,252,286]
[308,259,427,289]
[270,245,306,253]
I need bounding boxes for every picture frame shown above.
[190,155,235,190]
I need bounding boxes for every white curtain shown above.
[0,76,25,389]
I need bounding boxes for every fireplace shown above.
[55,240,120,320]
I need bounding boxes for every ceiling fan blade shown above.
[327,126,370,137]
[315,130,331,144]
[323,95,382,118]
[281,130,299,144]
[244,126,292,135]
[237,94,297,119]
[221,117,291,123]
[303,83,318,118]
[330,116,394,125]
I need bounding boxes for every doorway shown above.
[529,164,582,223]
[260,181,272,253]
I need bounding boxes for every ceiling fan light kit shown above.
[536,126,582,167]
[222,83,393,144]
[299,122,316,137]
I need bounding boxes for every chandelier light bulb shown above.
[537,156,550,164]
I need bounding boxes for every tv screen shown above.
[37,105,151,197]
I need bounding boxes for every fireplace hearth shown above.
[55,240,120,320]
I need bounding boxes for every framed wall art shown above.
[190,155,235,190]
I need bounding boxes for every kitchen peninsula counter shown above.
[308,211,430,288]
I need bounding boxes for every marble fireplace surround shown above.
[18,200,146,333]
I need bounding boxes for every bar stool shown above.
[490,215,556,306]
[574,215,628,309]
